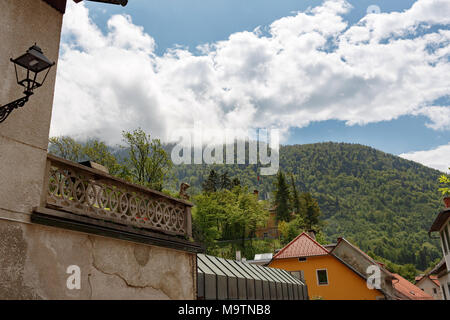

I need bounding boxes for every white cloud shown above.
[413,106,450,130]
[400,144,450,172]
[51,0,450,145]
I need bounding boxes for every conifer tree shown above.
[290,173,301,215]
[202,169,220,192]
[273,171,291,222]
[300,192,321,230]
[220,171,232,190]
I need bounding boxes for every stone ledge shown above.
[32,206,204,254]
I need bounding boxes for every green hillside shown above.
[170,142,443,271]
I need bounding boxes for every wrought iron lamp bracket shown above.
[0,92,33,123]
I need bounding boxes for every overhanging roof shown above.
[42,0,127,14]
[428,258,447,276]
[272,232,329,259]
[43,0,68,13]
[429,208,450,232]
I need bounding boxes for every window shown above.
[316,269,328,285]
[298,257,307,262]
[433,288,437,294]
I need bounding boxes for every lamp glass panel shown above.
[13,52,52,73]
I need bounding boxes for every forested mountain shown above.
[50,136,444,271]
[169,142,443,271]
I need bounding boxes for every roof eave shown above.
[429,209,450,233]
[42,0,68,13]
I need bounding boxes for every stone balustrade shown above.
[41,154,192,238]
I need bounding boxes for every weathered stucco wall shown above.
[438,272,449,300]
[439,218,450,273]
[416,278,442,300]
[331,241,396,299]
[0,0,62,221]
[0,219,197,299]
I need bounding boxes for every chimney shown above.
[307,229,316,240]
[235,251,241,262]
[444,196,450,208]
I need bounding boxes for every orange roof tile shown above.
[392,274,434,300]
[273,232,329,259]
[415,274,440,287]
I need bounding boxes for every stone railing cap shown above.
[47,153,193,207]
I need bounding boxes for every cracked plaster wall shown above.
[0,219,197,299]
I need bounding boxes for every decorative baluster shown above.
[45,156,189,236]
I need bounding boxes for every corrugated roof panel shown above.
[198,254,226,276]
[214,256,246,279]
[229,260,252,278]
[197,256,214,275]
[246,262,273,282]
[196,254,307,300]
[235,260,262,280]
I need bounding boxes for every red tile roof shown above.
[416,274,440,287]
[430,275,441,287]
[392,274,434,300]
[273,232,329,259]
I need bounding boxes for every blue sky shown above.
[52,0,450,171]
[87,0,416,55]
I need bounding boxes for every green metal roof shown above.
[197,254,308,300]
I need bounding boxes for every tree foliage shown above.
[49,136,122,175]
[49,138,443,271]
[49,128,173,192]
[171,142,442,270]
[273,171,291,222]
[301,192,322,231]
[121,128,172,191]
[438,169,450,196]
[192,186,269,255]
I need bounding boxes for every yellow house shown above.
[268,232,385,300]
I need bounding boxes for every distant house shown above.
[246,253,273,266]
[428,207,450,300]
[428,258,449,300]
[415,274,442,300]
[267,232,386,300]
[262,232,430,300]
[255,206,297,240]
[391,273,433,300]
[255,208,280,239]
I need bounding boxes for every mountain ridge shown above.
[169,141,443,270]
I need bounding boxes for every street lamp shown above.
[0,44,55,123]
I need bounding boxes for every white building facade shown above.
[429,208,450,300]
